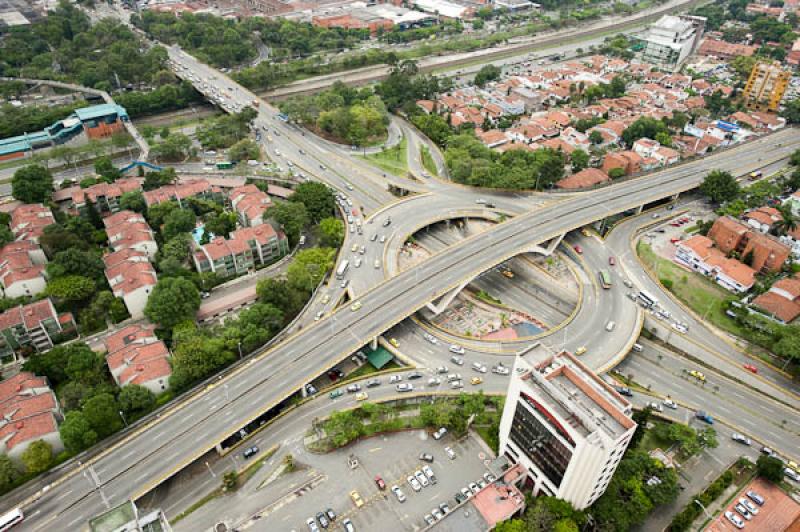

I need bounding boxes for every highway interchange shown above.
[6,20,800,531]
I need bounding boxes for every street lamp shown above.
[118,410,128,428]
[237,340,243,360]
[694,499,712,520]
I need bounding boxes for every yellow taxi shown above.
[355,392,369,401]
[390,338,399,348]
[689,370,706,382]
[350,301,362,312]
[470,377,483,385]
[350,490,364,508]
[575,346,587,356]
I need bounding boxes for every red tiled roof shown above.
[10,204,55,241]
[0,299,58,332]
[772,278,800,300]
[0,372,59,452]
[752,291,800,323]
[556,168,610,189]
[142,179,213,206]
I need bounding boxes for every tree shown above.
[60,411,98,454]
[21,440,53,475]
[700,170,740,204]
[609,167,625,179]
[0,454,17,493]
[227,139,260,162]
[151,133,192,161]
[782,98,800,124]
[119,191,146,213]
[170,335,236,391]
[474,64,502,87]
[271,201,309,246]
[59,381,92,412]
[82,393,123,439]
[287,247,336,292]
[65,344,105,386]
[773,326,800,363]
[144,277,201,329]
[162,208,196,242]
[0,225,13,247]
[494,520,525,532]
[12,165,53,203]
[621,117,670,147]
[289,182,335,223]
[94,157,120,182]
[203,211,237,239]
[257,278,306,320]
[589,130,604,145]
[655,131,673,147]
[159,234,192,266]
[774,204,797,236]
[318,217,344,248]
[757,455,784,483]
[571,149,589,173]
[118,384,156,417]
[47,249,105,280]
[46,275,96,303]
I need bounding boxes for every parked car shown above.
[746,490,765,506]
[734,503,753,521]
[445,446,456,459]
[316,511,330,529]
[407,475,422,492]
[392,485,406,502]
[325,508,336,521]
[419,452,434,462]
[433,427,447,440]
[342,518,355,532]
[350,490,364,507]
[725,511,745,529]
[375,475,386,490]
[738,498,759,515]
[242,446,259,459]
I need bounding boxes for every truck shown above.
[336,260,350,279]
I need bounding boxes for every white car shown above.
[734,503,753,521]
[738,498,759,515]
[389,375,402,384]
[392,485,406,502]
[492,364,510,375]
[407,475,422,492]
[472,362,487,373]
[662,398,678,409]
[449,344,465,354]
[469,482,480,494]
[427,377,441,387]
[725,511,744,529]
[414,470,429,487]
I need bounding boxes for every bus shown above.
[216,161,234,170]
[277,113,289,122]
[599,270,612,289]
[336,260,350,279]
[0,508,24,531]
[638,290,659,308]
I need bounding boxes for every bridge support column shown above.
[545,233,564,256]
[636,205,644,214]
[671,193,680,201]
[370,337,378,350]
[300,385,308,398]
[426,278,470,315]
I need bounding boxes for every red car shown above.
[574,245,583,254]
[670,237,680,244]
[743,364,758,374]
[670,222,681,227]
[608,256,616,266]
[680,217,690,224]
[375,475,386,490]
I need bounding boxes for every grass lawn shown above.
[637,242,748,339]
[420,146,438,177]
[358,136,407,176]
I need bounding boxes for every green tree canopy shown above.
[318,217,344,248]
[119,191,147,213]
[170,334,236,391]
[82,393,123,439]
[60,411,98,454]
[756,454,784,483]
[271,201,309,246]
[474,64,502,87]
[12,165,53,203]
[289,181,335,223]
[571,149,589,173]
[227,138,260,162]
[145,277,201,329]
[621,117,670,147]
[700,170,740,204]
[46,275,96,303]
[162,208,197,241]
[287,247,336,292]
[21,440,53,475]
[118,384,156,417]
[0,454,18,493]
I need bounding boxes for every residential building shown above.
[751,276,800,323]
[193,224,288,277]
[103,210,158,259]
[103,249,157,319]
[498,346,637,510]
[697,37,757,60]
[56,178,144,215]
[675,235,756,293]
[0,240,48,299]
[707,217,790,274]
[10,203,55,242]
[641,15,706,70]
[0,372,63,463]
[742,62,790,113]
[104,325,172,394]
[743,206,781,233]
[556,168,610,189]
[142,179,224,208]
[0,299,75,358]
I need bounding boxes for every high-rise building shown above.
[742,61,790,113]
[642,15,706,70]
[498,344,637,510]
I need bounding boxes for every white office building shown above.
[642,15,706,70]
[498,345,637,510]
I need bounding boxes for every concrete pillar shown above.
[370,337,378,350]
[545,233,565,255]
[300,385,308,398]
[636,205,644,214]
[671,193,680,201]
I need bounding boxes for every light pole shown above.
[118,410,128,428]
[237,341,243,360]
[694,499,712,520]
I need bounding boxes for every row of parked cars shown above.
[724,490,765,529]
[306,508,355,532]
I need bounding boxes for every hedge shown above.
[667,469,734,531]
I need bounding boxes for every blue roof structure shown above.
[74,104,129,122]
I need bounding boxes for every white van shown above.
[632,343,643,352]
[605,321,616,332]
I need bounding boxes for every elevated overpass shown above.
[14,126,800,531]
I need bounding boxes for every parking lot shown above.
[283,430,495,532]
[705,478,800,531]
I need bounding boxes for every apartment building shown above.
[498,345,637,510]
[230,185,272,228]
[10,203,55,242]
[103,210,158,259]
[0,299,76,358]
[103,249,158,319]
[193,224,288,277]
[642,15,706,70]
[708,216,790,274]
[142,179,224,208]
[0,240,48,299]
[104,324,172,394]
[0,372,63,463]
[675,235,756,293]
[742,61,790,113]
[58,178,144,216]
[751,276,800,324]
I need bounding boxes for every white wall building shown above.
[642,15,706,70]
[498,345,637,510]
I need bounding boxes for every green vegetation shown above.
[280,82,389,146]
[420,146,438,177]
[196,108,257,150]
[474,64,502,87]
[358,137,408,176]
[0,100,89,140]
[700,170,740,204]
[11,164,53,203]
[756,454,784,483]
